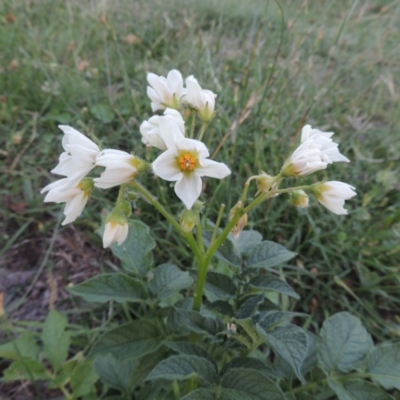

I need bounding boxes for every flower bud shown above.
[103,210,129,248]
[180,209,200,233]
[290,190,309,208]
[256,173,274,195]
[229,201,248,239]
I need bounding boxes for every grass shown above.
[1,0,400,350]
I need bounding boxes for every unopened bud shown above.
[180,209,200,233]
[290,190,309,208]
[256,173,275,195]
[229,201,247,239]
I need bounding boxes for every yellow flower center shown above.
[178,153,196,171]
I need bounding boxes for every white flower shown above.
[301,125,349,163]
[103,220,129,248]
[152,138,231,209]
[51,125,100,186]
[147,70,185,111]
[41,178,92,225]
[184,76,217,122]
[283,140,328,176]
[312,181,356,215]
[94,149,141,189]
[140,108,185,150]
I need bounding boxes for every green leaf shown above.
[68,273,146,303]
[256,311,307,331]
[4,358,52,381]
[149,263,193,299]
[181,389,216,399]
[166,342,216,367]
[221,368,286,399]
[42,309,70,372]
[104,220,156,276]
[249,275,300,299]
[246,241,297,269]
[147,355,218,384]
[0,333,39,360]
[222,357,275,379]
[90,104,114,123]
[167,307,225,337]
[318,312,373,373]
[328,378,395,400]
[367,343,400,390]
[203,231,242,267]
[205,271,237,299]
[236,294,265,319]
[94,354,139,392]
[258,324,309,381]
[207,300,234,316]
[70,360,98,397]
[135,381,164,400]
[235,230,263,254]
[92,320,162,360]
[235,318,263,345]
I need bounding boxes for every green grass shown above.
[1,0,400,344]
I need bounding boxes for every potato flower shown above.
[103,219,129,248]
[312,181,356,215]
[51,125,100,186]
[152,138,230,209]
[147,70,185,111]
[301,125,349,163]
[94,150,145,189]
[41,178,92,225]
[184,76,217,122]
[140,108,185,150]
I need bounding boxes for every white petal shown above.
[166,69,184,98]
[152,150,182,181]
[175,173,202,209]
[196,158,231,179]
[62,191,88,225]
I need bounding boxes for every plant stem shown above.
[129,181,202,261]
[189,110,196,138]
[198,121,209,141]
[210,203,225,245]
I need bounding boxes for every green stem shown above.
[210,203,225,245]
[129,181,202,261]
[193,255,210,311]
[197,121,209,141]
[195,223,205,254]
[189,110,196,138]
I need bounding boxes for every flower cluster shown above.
[42,68,356,249]
[41,70,230,247]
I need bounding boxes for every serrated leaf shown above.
[205,271,237,299]
[4,358,52,381]
[147,355,218,384]
[166,342,216,368]
[256,311,307,331]
[367,343,400,390]
[236,294,265,319]
[249,275,300,299]
[68,273,146,303]
[90,104,114,123]
[203,231,242,267]
[181,389,216,399]
[94,354,139,392]
[328,378,395,400]
[318,312,373,373]
[42,309,70,372]
[235,230,263,254]
[149,263,193,299]
[222,357,275,379]
[246,241,297,269]
[167,307,225,337]
[101,220,156,276]
[92,320,161,360]
[258,324,309,381]
[221,368,286,399]
[207,300,234,316]
[0,333,39,360]
[70,360,98,397]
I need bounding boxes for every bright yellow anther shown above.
[178,153,196,171]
